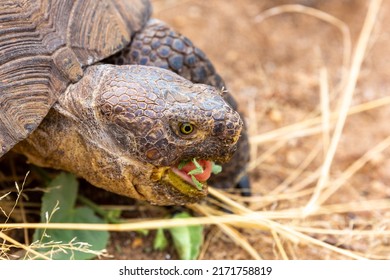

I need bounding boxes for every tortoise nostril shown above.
[212,122,225,136]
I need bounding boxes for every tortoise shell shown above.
[0,0,151,156]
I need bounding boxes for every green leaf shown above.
[153,228,168,251]
[178,160,190,170]
[187,158,204,175]
[190,175,203,190]
[168,212,203,260]
[188,159,204,190]
[177,158,204,190]
[32,172,109,260]
[211,162,223,175]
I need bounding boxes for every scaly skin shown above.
[107,19,251,191]
[15,65,242,205]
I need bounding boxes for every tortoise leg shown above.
[106,19,251,195]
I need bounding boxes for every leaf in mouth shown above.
[178,158,223,190]
[177,159,190,170]
[187,158,204,176]
[211,162,222,175]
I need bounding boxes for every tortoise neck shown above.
[14,73,148,201]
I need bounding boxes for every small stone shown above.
[268,109,283,123]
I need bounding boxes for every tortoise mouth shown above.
[163,168,208,198]
[171,159,213,188]
[151,159,214,199]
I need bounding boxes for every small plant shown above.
[32,173,109,260]
[153,211,203,260]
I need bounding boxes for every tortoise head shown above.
[98,66,241,165]
[17,65,242,205]
[94,65,242,204]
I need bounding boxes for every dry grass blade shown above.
[3,219,365,260]
[3,195,386,259]
[315,199,390,215]
[291,226,390,236]
[304,0,383,214]
[1,214,267,232]
[207,188,366,259]
[247,140,286,171]
[271,230,289,260]
[268,141,322,196]
[318,135,390,204]
[250,96,390,146]
[0,231,50,260]
[1,172,28,224]
[190,204,263,260]
[319,68,330,156]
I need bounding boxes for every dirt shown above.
[2,0,390,259]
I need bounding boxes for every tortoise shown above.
[0,0,250,205]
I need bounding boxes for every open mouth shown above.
[153,159,222,198]
[171,159,213,189]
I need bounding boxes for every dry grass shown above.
[1,0,390,260]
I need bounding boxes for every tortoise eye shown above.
[179,123,194,135]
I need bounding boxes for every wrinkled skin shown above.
[15,65,242,205]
